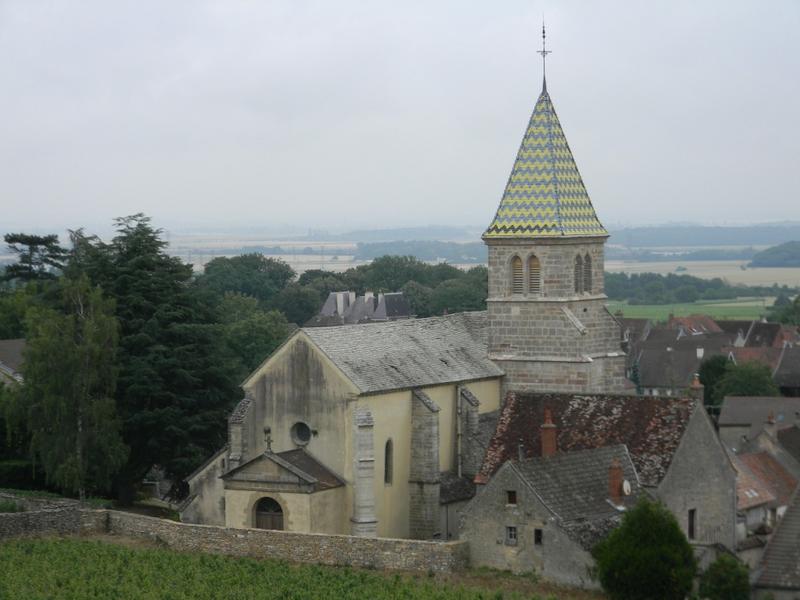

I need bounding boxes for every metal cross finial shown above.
[537,21,551,90]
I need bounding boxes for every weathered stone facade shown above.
[485,237,627,394]
[409,390,441,539]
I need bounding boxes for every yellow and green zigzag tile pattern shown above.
[484,89,607,238]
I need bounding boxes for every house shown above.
[0,338,25,385]
[461,443,640,588]
[754,488,800,599]
[718,396,800,452]
[475,392,737,551]
[305,291,412,327]
[775,346,800,397]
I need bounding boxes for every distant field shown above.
[606,297,773,321]
[0,537,601,600]
[605,259,800,287]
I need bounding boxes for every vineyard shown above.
[0,538,602,600]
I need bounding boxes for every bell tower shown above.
[483,27,626,394]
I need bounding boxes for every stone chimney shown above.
[518,438,525,462]
[696,347,704,360]
[541,408,557,458]
[608,458,623,504]
[335,292,346,316]
[689,373,704,401]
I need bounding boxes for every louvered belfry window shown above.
[583,253,592,294]
[528,255,541,295]
[511,256,524,294]
[574,254,584,293]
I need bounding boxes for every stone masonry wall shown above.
[0,507,468,573]
[409,391,441,539]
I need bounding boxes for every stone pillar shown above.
[459,387,482,478]
[351,408,378,537]
[227,395,253,470]
[409,390,441,540]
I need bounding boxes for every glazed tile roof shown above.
[483,87,607,239]
[756,488,800,590]
[302,311,503,394]
[476,392,696,486]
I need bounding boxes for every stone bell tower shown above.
[483,31,626,394]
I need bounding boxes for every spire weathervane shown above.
[537,21,551,91]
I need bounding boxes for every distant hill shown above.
[749,241,800,267]
[608,224,800,248]
[355,241,487,263]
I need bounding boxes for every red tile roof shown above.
[730,451,776,510]
[727,346,784,371]
[668,315,723,334]
[476,392,696,487]
[739,452,798,506]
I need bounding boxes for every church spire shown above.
[538,21,551,93]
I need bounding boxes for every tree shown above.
[271,284,321,325]
[713,362,780,405]
[16,275,127,499]
[3,233,67,282]
[401,281,433,317]
[198,254,295,307]
[217,293,290,380]
[771,295,800,325]
[429,278,486,315]
[698,554,750,600]
[74,215,239,502]
[592,497,696,600]
[699,355,732,406]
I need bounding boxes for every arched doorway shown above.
[254,497,284,530]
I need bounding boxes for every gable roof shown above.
[718,397,800,439]
[302,311,503,394]
[778,426,800,465]
[477,392,696,487]
[775,346,800,389]
[667,315,723,335]
[757,487,800,590]
[514,445,640,549]
[739,452,798,507]
[483,86,607,239]
[728,347,784,371]
[222,448,343,492]
[730,451,776,511]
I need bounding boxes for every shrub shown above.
[0,499,23,513]
[591,497,696,600]
[699,554,750,600]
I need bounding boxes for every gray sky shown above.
[1,1,799,234]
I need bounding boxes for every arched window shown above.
[511,256,523,295]
[384,439,393,485]
[583,253,592,294]
[528,255,541,295]
[574,254,584,294]
[254,497,283,530]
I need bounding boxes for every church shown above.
[181,56,628,539]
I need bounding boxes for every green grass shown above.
[0,538,587,600]
[0,488,113,509]
[0,499,23,513]
[607,297,772,321]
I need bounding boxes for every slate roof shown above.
[635,346,708,389]
[477,392,696,487]
[0,338,25,382]
[302,311,503,394]
[775,346,800,389]
[778,426,800,465]
[440,471,476,504]
[718,396,800,439]
[747,322,794,348]
[716,319,754,338]
[739,452,798,507]
[756,487,800,590]
[513,445,640,549]
[483,85,607,239]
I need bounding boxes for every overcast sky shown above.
[1,1,799,235]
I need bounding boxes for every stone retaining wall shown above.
[0,507,468,573]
